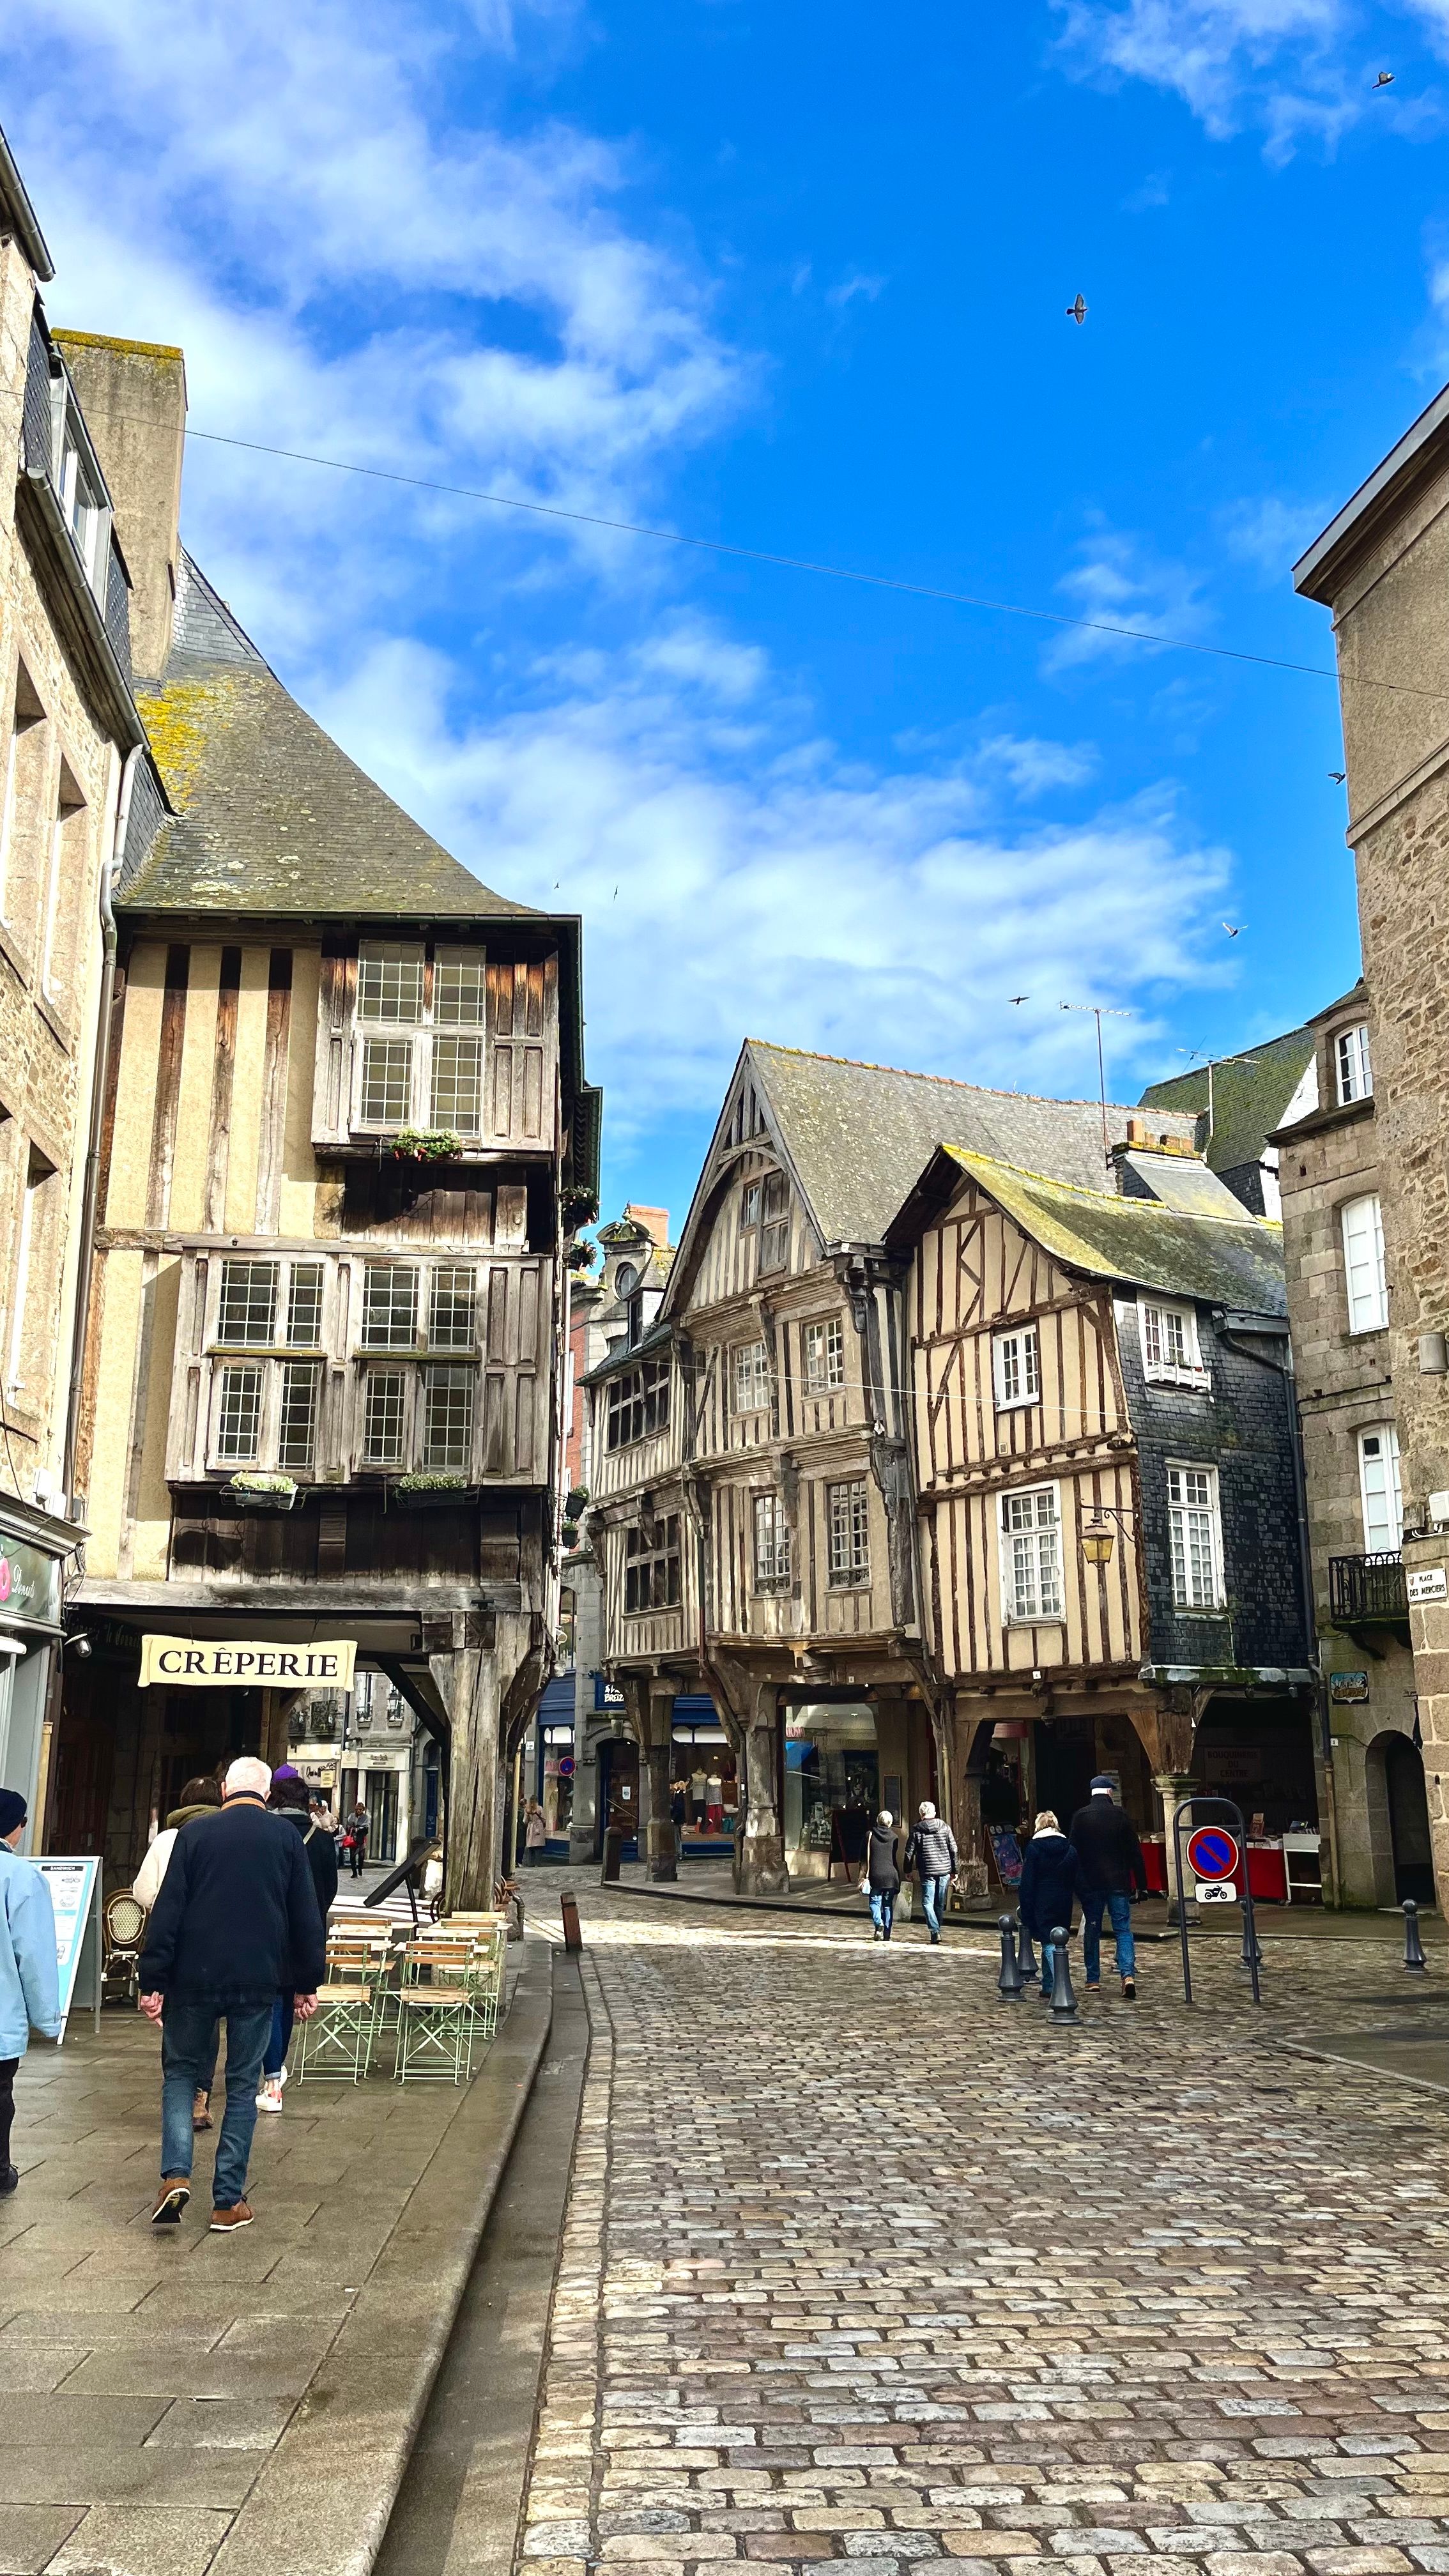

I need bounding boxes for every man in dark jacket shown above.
[902,1802,958,1945]
[1016,1811,1084,1998]
[138,1756,326,2232]
[1068,1775,1147,1999]
[256,1772,339,2115]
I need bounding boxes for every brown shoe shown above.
[209,2200,254,2233]
[151,2178,190,2226]
[192,2090,213,2133]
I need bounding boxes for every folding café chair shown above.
[394,1929,488,2084]
[292,1926,392,2083]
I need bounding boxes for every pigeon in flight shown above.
[1066,295,1087,325]
[1008,995,1030,1006]
[1330,770,1346,783]
[1374,69,1394,86]
[1222,922,1244,937]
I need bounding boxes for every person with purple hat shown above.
[256,1766,338,2113]
[0,1790,61,2194]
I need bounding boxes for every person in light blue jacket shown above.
[0,1788,61,2195]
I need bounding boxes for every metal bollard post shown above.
[1404,1899,1429,1973]
[997,1913,1024,1998]
[1015,1911,1038,1979]
[1240,1912,1263,1971]
[561,1893,583,1953]
[1049,1925,1078,2021]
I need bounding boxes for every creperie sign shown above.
[139,1636,358,1690]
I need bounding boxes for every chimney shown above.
[50,332,186,680]
[624,1203,670,1247]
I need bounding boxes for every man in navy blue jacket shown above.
[138,1756,325,2232]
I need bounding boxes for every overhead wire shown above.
[184,425,1446,707]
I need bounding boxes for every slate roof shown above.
[746,1040,1199,1245]
[908,1148,1287,1317]
[1137,1026,1314,1181]
[118,553,535,921]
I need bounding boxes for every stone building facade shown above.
[1296,387,1449,1912]
[0,139,148,1839]
[43,332,596,1906]
[1269,983,1427,1905]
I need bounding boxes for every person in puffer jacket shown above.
[902,1802,958,1945]
[1015,1810,1084,1999]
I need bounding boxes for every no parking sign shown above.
[1186,1823,1240,1904]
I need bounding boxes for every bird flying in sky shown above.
[1330,770,1346,783]
[1008,995,1029,1006]
[1066,295,1087,325]
[1374,69,1394,86]
[1222,922,1244,937]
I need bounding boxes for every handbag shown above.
[340,1834,355,1851]
[858,1873,870,1896]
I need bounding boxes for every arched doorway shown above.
[1384,1735,1434,1905]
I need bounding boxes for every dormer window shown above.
[1336,1022,1372,1106]
[1138,1296,1209,1390]
[352,940,487,1136]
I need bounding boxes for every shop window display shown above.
[783,1703,878,1863]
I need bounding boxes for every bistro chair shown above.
[394,1928,490,2084]
[102,1889,148,2005]
[438,1915,507,2037]
[293,1925,392,2083]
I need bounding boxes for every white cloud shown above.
[312,625,1234,1137]
[1054,0,1363,151]
[1218,493,1331,578]
[1045,526,1209,673]
[826,273,887,309]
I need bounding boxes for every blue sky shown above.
[5,0,1447,1227]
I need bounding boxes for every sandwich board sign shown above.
[35,1856,102,2042]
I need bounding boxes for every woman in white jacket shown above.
[132,1776,222,2126]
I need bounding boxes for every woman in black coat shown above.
[862,1809,901,1942]
[1016,1810,1084,1998]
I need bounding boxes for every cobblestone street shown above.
[519,1890,1449,2576]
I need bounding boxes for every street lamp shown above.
[1079,1503,1135,1567]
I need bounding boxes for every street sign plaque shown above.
[1186,1825,1240,1882]
[1195,1878,1239,1905]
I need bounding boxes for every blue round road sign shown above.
[1186,1825,1239,1881]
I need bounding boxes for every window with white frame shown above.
[278,1363,319,1470]
[803,1314,845,1394]
[422,1365,475,1469]
[1167,1463,1223,1609]
[363,1368,408,1466]
[218,1260,279,1347]
[1337,1022,1372,1106]
[1001,1484,1063,1621]
[1139,1296,1208,1388]
[732,1340,770,1414]
[352,939,487,1133]
[362,1264,420,1350]
[216,1363,264,1463]
[827,1478,870,1586]
[1358,1423,1403,1554]
[1342,1193,1388,1333]
[993,1322,1040,1410]
[753,1490,791,1588]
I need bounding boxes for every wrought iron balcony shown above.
[1330,1549,1408,1626]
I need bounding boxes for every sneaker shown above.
[0,2163,17,2196]
[256,2076,284,2114]
[1121,1976,1137,2000]
[1085,1982,1101,1993]
[210,2200,254,2233]
[872,1928,883,1942]
[192,2090,213,2133]
[151,2179,190,2226]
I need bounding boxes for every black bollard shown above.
[1048,1924,1078,2021]
[1240,1912,1263,1971]
[1015,1911,1038,1979]
[1405,1899,1429,1973]
[998,1912,1024,1998]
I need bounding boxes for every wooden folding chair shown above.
[293,1926,392,2083]
[394,1929,488,2083]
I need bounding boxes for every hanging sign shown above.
[1330,1671,1370,1703]
[139,1636,358,1689]
[35,1855,102,2041]
[0,1538,62,1630]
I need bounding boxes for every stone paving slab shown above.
[0,1940,550,2573]
[513,1886,1449,2576]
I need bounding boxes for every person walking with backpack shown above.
[137,1756,326,2233]
[902,1800,958,1945]
[256,1769,339,2114]
[1016,1810,1084,2000]
[0,1791,61,2195]
[861,1809,901,1942]
[132,1775,224,2135]
[1068,1775,1147,2000]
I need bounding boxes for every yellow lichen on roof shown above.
[135,673,243,809]
[52,328,185,365]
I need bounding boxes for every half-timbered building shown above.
[46,334,597,1905]
[586,1043,1202,1892]
[886,1127,1315,1892]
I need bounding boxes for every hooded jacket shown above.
[0,1844,61,2058]
[1016,1829,1084,1941]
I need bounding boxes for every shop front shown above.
[0,1509,73,1851]
[783,1697,935,1882]
[532,1673,577,1855]
[670,1697,737,1857]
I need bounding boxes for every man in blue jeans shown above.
[1068,1775,1148,1998]
[902,1802,959,1945]
[137,1756,325,2232]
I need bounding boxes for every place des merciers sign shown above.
[139,1637,358,1690]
